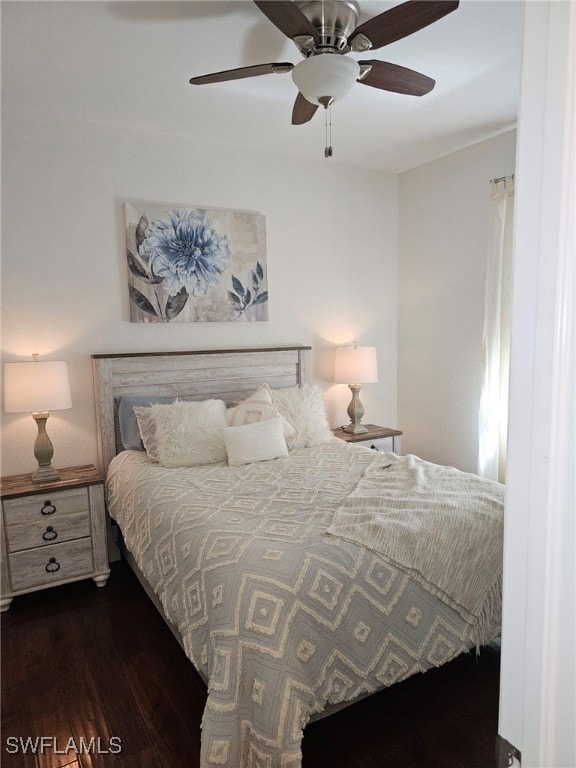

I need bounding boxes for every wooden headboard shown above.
[91,346,312,476]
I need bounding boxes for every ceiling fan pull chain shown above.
[324,105,333,158]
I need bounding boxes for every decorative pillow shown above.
[226,385,295,439]
[134,399,227,467]
[117,395,176,450]
[222,417,288,467]
[266,383,332,449]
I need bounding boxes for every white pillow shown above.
[134,399,227,467]
[226,385,295,439]
[266,383,332,449]
[222,417,288,466]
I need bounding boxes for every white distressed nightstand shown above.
[0,465,110,611]
[333,424,403,454]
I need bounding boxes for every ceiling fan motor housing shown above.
[295,0,360,53]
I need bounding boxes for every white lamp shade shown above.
[292,54,360,105]
[4,361,72,413]
[334,346,379,385]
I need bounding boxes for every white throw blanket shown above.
[325,453,504,646]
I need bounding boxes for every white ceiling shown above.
[2,0,524,172]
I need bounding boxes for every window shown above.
[478,176,515,482]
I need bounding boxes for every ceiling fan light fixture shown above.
[292,54,360,106]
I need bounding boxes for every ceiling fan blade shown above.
[292,92,318,125]
[189,62,294,85]
[254,1,319,41]
[358,60,435,96]
[349,0,459,51]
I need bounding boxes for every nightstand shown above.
[333,424,403,454]
[0,465,110,612]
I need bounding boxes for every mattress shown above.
[106,440,503,768]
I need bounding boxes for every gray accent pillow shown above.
[117,395,175,450]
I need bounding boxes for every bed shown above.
[92,346,504,768]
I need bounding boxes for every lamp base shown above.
[343,384,368,435]
[32,464,61,484]
[31,411,60,484]
[341,423,369,435]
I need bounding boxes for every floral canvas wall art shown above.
[124,201,268,322]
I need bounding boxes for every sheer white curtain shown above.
[478,176,515,482]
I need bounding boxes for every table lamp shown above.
[4,355,72,483]
[334,344,378,434]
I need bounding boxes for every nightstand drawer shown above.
[3,487,89,525]
[9,537,94,592]
[359,436,395,451]
[6,511,91,553]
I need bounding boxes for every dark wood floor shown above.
[1,561,501,768]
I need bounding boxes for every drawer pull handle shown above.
[42,526,58,542]
[41,501,56,516]
[45,557,60,573]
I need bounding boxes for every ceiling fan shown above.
[189,0,459,128]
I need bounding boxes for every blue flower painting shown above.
[124,201,268,322]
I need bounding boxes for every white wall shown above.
[1,113,399,477]
[398,130,516,472]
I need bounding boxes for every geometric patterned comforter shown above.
[106,440,501,768]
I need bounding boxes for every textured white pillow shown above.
[222,417,288,466]
[134,399,227,467]
[266,383,332,449]
[226,385,295,439]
